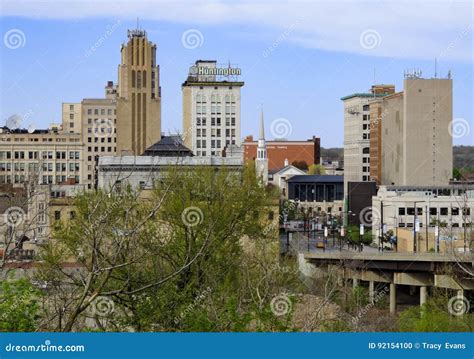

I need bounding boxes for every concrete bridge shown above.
[300,250,473,314]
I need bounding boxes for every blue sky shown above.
[0,0,472,147]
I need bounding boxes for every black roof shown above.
[287,175,343,183]
[142,135,193,157]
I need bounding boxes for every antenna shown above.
[137,17,139,30]
[434,58,437,78]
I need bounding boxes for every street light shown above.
[413,200,424,253]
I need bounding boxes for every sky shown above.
[0,0,473,147]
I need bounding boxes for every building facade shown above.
[98,155,243,191]
[341,84,395,194]
[182,60,244,157]
[244,136,320,172]
[287,175,344,215]
[372,185,473,252]
[0,127,84,187]
[370,77,453,186]
[116,29,162,156]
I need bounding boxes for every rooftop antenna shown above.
[434,57,437,78]
[137,17,140,30]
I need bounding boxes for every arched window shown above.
[132,70,136,87]
[363,147,370,154]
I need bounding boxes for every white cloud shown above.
[1,0,473,61]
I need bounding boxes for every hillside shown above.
[321,146,474,171]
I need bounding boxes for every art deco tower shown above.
[116,29,161,155]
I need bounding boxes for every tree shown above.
[398,295,473,332]
[35,164,299,332]
[0,278,41,332]
[308,164,326,175]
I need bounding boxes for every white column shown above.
[420,286,427,306]
[390,283,397,314]
[369,281,375,304]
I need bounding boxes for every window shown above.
[440,207,448,216]
[363,105,370,111]
[429,207,437,215]
[54,211,61,220]
[451,207,459,216]
[398,208,405,215]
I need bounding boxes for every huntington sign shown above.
[189,65,241,77]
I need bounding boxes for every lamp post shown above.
[413,201,424,253]
[324,226,328,252]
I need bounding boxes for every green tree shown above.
[37,164,300,332]
[0,279,41,332]
[398,296,473,332]
[308,164,326,175]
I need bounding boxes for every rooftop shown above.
[287,175,343,183]
[142,135,193,157]
[340,93,389,101]
[98,155,244,168]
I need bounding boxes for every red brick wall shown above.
[243,136,320,171]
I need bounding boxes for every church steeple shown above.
[256,106,268,185]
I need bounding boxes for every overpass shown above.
[300,249,473,314]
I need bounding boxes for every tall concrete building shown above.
[370,76,453,186]
[182,60,244,157]
[116,29,161,155]
[341,84,395,193]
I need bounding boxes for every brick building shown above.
[243,136,320,171]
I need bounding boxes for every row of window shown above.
[0,162,80,172]
[87,137,115,143]
[0,175,79,184]
[87,146,116,153]
[196,94,237,103]
[0,151,80,160]
[195,117,236,126]
[398,207,471,216]
[196,105,237,115]
[196,129,236,138]
[87,109,116,115]
[0,137,80,143]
